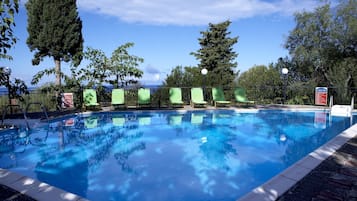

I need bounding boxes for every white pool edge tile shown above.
[237,123,357,201]
[0,168,88,201]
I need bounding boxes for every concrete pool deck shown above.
[0,105,356,201]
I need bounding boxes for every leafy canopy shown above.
[237,65,282,102]
[285,0,357,103]
[78,43,144,88]
[0,0,19,60]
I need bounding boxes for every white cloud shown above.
[77,0,322,26]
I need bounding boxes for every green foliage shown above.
[163,66,202,87]
[81,47,109,89]
[8,78,29,101]
[68,43,144,102]
[237,65,282,103]
[333,0,357,59]
[26,0,83,86]
[31,68,60,87]
[287,81,316,105]
[0,67,29,102]
[191,20,238,89]
[161,66,202,103]
[285,0,357,103]
[0,0,19,60]
[326,58,356,104]
[79,44,144,89]
[27,83,58,111]
[109,42,144,88]
[285,4,332,84]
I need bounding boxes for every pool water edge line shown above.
[237,123,357,201]
[64,107,331,118]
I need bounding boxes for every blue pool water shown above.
[0,110,355,201]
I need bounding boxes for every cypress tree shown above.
[191,20,238,88]
[26,0,83,87]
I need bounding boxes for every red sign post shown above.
[315,87,328,105]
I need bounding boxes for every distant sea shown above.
[0,85,162,95]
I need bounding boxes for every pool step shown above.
[330,96,354,117]
[331,105,352,117]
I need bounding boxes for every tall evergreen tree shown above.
[26,0,83,87]
[0,0,19,60]
[191,20,238,88]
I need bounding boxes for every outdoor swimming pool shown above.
[0,110,355,201]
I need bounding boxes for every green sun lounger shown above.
[83,89,100,110]
[169,87,184,107]
[234,88,255,104]
[169,114,183,125]
[190,88,207,108]
[139,116,151,125]
[212,87,231,107]
[84,117,98,129]
[112,115,125,126]
[138,88,151,106]
[191,113,205,125]
[112,88,125,108]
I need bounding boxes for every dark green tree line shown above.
[285,0,357,103]
[237,65,282,103]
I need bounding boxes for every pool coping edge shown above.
[237,123,357,201]
[0,168,88,201]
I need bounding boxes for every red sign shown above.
[315,87,328,105]
[314,112,326,128]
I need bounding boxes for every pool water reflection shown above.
[0,110,354,201]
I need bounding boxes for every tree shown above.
[81,47,108,90]
[0,0,19,60]
[191,20,238,89]
[0,67,28,107]
[109,43,144,88]
[163,65,202,88]
[159,65,202,104]
[332,0,357,59]
[285,4,332,85]
[72,43,144,101]
[285,0,357,103]
[26,0,83,87]
[328,0,357,103]
[237,65,281,103]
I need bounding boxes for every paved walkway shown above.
[0,184,36,201]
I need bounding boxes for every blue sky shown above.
[0,0,323,86]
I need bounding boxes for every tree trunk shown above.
[55,59,61,87]
[54,59,61,110]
